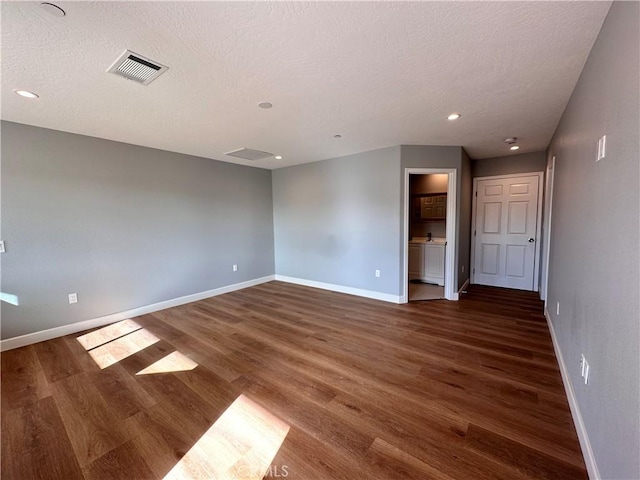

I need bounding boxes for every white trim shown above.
[541,156,556,303]
[470,171,544,291]
[0,275,275,352]
[544,308,600,480]
[402,168,458,303]
[275,275,401,304]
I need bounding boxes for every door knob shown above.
[528,238,535,243]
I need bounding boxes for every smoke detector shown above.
[107,50,168,86]
[224,148,274,161]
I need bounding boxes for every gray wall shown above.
[546,3,639,479]
[273,144,470,298]
[273,146,402,296]
[472,151,547,178]
[400,145,471,290]
[1,121,275,339]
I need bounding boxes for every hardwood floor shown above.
[1,282,587,479]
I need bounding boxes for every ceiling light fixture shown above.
[274,155,283,160]
[258,102,273,109]
[14,89,39,99]
[510,145,520,151]
[40,2,66,17]
[334,134,342,138]
[447,113,461,121]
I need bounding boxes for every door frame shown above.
[402,168,457,303]
[470,171,544,291]
[541,156,556,303]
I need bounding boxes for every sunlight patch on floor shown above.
[136,351,198,375]
[163,394,290,480]
[82,327,160,369]
[77,319,142,350]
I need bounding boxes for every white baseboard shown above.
[544,308,600,479]
[0,275,275,352]
[274,275,401,304]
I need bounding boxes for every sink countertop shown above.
[409,237,446,245]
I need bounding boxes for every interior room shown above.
[408,173,449,301]
[1,2,638,480]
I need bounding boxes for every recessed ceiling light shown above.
[14,89,39,99]
[40,2,66,17]
[258,102,273,109]
[274,155,283,160]
[447,113,461,121]
[334,134,342,138]
[510,145,520,151]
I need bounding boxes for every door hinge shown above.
[474,230,476,236]
[475,191,478,197]
[473,268,475,274]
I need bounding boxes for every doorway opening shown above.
[402,168,457,303]
[470,172,544,291]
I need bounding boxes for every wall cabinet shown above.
[413,194,447,221]
[408,242,445,286]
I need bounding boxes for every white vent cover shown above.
[107,50,168,86]
[224,148,274,161]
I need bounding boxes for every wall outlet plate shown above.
[0,241,5,253]
[375,269,381,278]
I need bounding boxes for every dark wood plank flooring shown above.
[1,282,587,479]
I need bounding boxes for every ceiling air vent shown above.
[224,148,274,161]
[107,50,168,86]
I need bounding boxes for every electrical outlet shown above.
[233,264,238,272]
[556,301,560,316]
[375,269,381,278]
[68,293,78,304]
[0,240,5,253]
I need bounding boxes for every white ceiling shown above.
[1,1,611,169]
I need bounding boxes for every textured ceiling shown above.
[1,1,611,169]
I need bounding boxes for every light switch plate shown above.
[68,293,78,304]
[0,241,5,253]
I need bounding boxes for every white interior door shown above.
[473,174,541,290]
